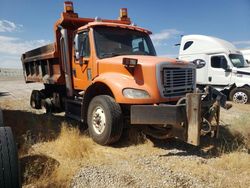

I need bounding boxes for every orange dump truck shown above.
[21,2,224,146]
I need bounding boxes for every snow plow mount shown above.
[131,89,222,146]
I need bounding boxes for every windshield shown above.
[94,26,156,59]
[229,54,246,68]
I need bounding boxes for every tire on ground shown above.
[87,95,123,145]
[0,109,3,127]
[229,87,250,104]
[30,90,42,109]
[0,127,20,188]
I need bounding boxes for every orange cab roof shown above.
[78,21,152,34]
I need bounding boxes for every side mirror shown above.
[192,59,206,69]
[74,34,80,60]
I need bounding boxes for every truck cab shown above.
[71,21,196,104]
[179,35,250,104]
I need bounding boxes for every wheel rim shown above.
[233,91,248,104]
[92,106,106,135]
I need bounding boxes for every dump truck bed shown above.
[21,43,65,84]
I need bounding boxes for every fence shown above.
[0,68,23,77]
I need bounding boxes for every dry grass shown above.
[1,95,250,187]
[166,151,250,188]
[24,123,102,187]
[42,124,95,159]
[229,115,250,150]
[23,123,156,187]
[11,106,250,188]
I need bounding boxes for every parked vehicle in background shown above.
[241,49,250,64]
[21,2,228,146]
[179,34,250,104]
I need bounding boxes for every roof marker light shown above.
[119,8,130,21]
[64,1,74,13]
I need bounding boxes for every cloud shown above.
[0,20,23,32]
[0,35,50,68]
[0,35,49,55]
[232,40,250,45]
[151,29,182,46]
[0,19,50,68]
[0,54,22,68]
[232,40,250,50]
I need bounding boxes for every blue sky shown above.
[0,0,249,68]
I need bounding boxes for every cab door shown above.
[207,54,232,85]
[72,31,92,90]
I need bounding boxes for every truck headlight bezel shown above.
[122,88,150,99]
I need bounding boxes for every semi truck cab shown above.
[179,35,250,104]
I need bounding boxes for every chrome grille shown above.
[162,68,195,97]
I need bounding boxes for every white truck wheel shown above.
[229,88,250,104]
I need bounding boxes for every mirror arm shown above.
[225,68,232,72]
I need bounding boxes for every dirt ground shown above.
[0,78,249,188]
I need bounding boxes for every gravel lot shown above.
[0,78,249,188]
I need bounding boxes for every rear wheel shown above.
[229,87,250,104]
[0,127,20,188]
[87,95,123,145]
[30,90,42,109]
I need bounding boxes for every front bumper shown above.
[130,93,220,146]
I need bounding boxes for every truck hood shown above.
[95,55,195,104]
[232,67,250,76]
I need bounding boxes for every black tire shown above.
[44,98,53,113]
[143,125,172,139]
[0,127,20,188]
[0,109,3,127]
[87,95,123,145]
[30,90,42,109]
[229,87,250,104]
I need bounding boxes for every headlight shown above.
[122,88,150,99]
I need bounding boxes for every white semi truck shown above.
[179,35,250,104]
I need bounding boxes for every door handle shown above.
[208,76,212,82]
[80,58,89,66]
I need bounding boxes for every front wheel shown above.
[87,95,123,145]
[229,87,250,104]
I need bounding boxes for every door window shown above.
[77,32,90,58]
[211,56,227,68]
